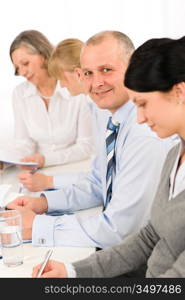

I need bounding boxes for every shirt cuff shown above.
[44,151,61,167]
[32,214,57,246]
[41,189,66,213]
[64,263,77,278]
[53,173,80,189]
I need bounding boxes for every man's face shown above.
[80,37,129,113]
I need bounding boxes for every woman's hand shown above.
[18,171,53,192]
[32,260,68,278]
[20,153,45,169]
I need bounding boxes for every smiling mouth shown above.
[92,88,113,96]
[27,74,34,81]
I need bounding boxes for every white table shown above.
[0,157,93,197]
[0,158,101,277]
[0,243,95,278]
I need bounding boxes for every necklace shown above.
[38,91,52,100]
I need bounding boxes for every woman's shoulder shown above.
[61,89,89,105]
[73,93,90,104]
[166,139,181,160]
[13,81,35,99]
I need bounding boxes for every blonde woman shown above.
[8,31,93,173]
[48,38,86,96]
[18,38,106,192]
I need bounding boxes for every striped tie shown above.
[105,116,120,209]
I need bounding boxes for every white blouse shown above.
[12,81,94,166]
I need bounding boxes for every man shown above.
[8,30,175,249]
[32,36,185,278]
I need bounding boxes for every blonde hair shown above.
[48,38,84,78]
[86,30,135,60]
[10,30,53,75]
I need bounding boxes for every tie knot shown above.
[107,117,120,131]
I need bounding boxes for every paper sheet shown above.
[0,159,38,167]
[0,184,23,208]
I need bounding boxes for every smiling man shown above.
[80,34,129,112]
[8,31,175,250]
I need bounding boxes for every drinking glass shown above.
[0,210,23,267]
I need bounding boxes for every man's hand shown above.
[19,153,45,169]
[13,206,36,240]
[32,260,68,278]
[7,196,48,214]
[18,171,53,192]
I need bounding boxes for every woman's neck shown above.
[37,76,57,97]
[75,81,86,95]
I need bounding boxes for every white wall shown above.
[0,0,185,141]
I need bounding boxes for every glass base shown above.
[4,260,23,267]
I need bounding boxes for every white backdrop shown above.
[0,0,185,141]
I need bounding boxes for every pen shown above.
[37,249,53,278]
[18,167,38,193]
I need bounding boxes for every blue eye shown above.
[84,71,92,76]
[103,68,111,73]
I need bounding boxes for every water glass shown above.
[0,210,23,267]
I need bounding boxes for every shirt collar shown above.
[23,81,37,98]
[23,80,67,99]
[179,137,185,155]
[111,100,135,125]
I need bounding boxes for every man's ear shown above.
[74,67,83,81]
[174,82,185,99]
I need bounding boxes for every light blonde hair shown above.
[10,30,54,75]
[48,38,84,79]
[86,30,135,60]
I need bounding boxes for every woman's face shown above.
[11,46,47,86]
[128,88,184,138]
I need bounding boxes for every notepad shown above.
[0,184,11,205]
[0,159,38,167]
[0,150,39,167]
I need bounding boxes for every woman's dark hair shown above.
[124,36,185,92]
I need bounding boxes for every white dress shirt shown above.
[12,81,94,166]
[66,135,182,278]
[32,101,177,249]
[53,103,110,188]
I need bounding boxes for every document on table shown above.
[0,184,23,208]
[0,150,38,167]
[0,159,38,167]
